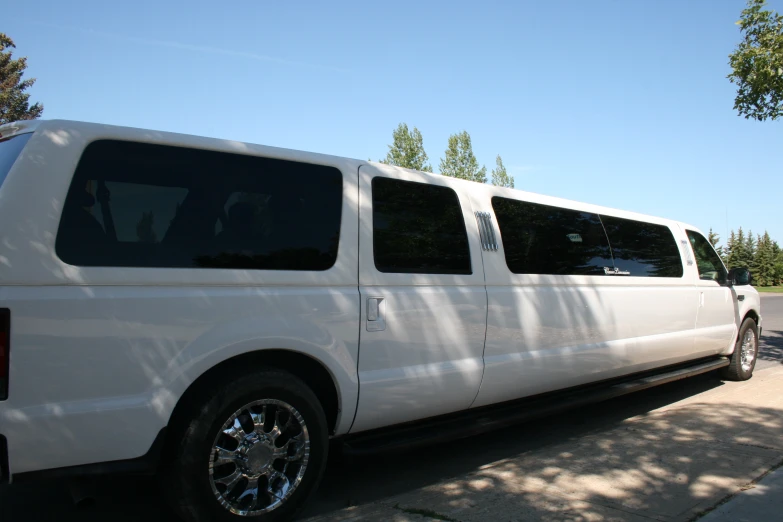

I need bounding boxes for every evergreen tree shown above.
[379,123,432,172]
[745,229,757,272]
[0,33,44,124]
[722,227,782,284]
[772,240,783,284]
[754,231,775,286]
[439,131,487,183]
[707,228,724,259]
[727,228,746,268]
[725,230,737,266]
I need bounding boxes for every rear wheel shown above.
[720,318,759,381]
[163,369,328,522]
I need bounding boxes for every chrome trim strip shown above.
[475,212,488,250]
[475,212,498,251]
[485,213,498,251]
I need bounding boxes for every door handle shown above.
[366,297,386,332]
[699,292,704,307]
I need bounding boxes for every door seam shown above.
[468,204,490,408]
[347,164,363,434]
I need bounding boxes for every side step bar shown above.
[343,356,729,456]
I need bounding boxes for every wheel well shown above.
[166,349,340,442]
[744,309,759,325]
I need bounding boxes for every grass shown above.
[755,286,783,293]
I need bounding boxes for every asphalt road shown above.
[2,295,781,522]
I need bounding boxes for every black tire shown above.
[162,368,329,522]
[720,318,759,381]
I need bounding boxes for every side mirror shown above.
[728,267,752,286]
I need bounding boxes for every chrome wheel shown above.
[209,399,310,516]
[740,329,757,373]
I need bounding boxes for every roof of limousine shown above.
[4,119,702,235]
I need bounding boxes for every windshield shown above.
[0,133,33,188]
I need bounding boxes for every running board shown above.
[343,356,729,456]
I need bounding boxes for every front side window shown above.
[600,216,684,277]
[56,140,343,270]
[492,197,613,276]
[372,177,471,274]
[686,230,727,284]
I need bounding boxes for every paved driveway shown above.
[2,296,781,522]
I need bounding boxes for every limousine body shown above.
[0,120,761,521]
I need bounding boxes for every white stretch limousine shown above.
[0,120,762,521]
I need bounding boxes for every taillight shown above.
[0,309,8,400]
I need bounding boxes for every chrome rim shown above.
[740,330,757,372]
[209,399,310,516]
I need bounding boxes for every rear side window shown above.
[0,133,32,188]
[492,197,613,276]
[600,216,683,277]
[372,177,471,274]
[56,140,343,270]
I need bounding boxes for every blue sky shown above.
[6,0,783,247]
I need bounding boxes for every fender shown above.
[723,285,762,355]
[154,311,360,436]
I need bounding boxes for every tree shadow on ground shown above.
[2,372,780,522]
[302,371,783,522]
[0,374,721,522]
[759,329,783,364]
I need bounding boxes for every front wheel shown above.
[720,318,759,381]
[163,369,329,522]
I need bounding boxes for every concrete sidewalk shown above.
[699,466,783,522]
[303,363,783,522]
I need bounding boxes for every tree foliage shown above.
[439,131,486,183]
[715,227,783,285]
[491,154,514,188]
[708,228,723,259]
[728,0,783,121]
[745,229,757,268]
[0,33,43,125]
[754,231,776,285]
[772,240,783,284]
[380,123,432,172]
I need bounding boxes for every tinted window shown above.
[0,133,32,188]
[687,230,727,284]
[492,197,613,275]
[56,140,343,270]
[600,216,683,277]
[372,177,471,274]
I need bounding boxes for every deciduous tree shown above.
[490,155,514,188]
[379,123,432,172]
[728,0,783,121]
[439,131,486,183]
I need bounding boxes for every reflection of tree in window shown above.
[600,216,683,278]
[687,231,726,283]
[56,140,343,271]
[372,178,471,275]
[492,197,613,276]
